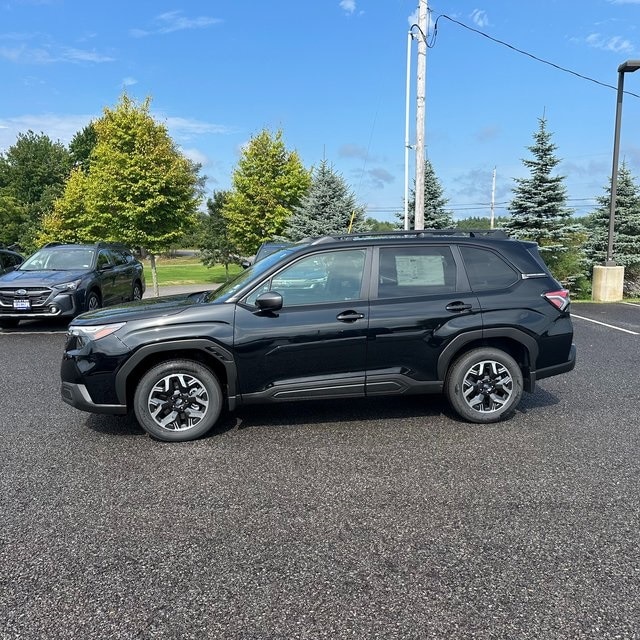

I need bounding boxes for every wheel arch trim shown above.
[114,339,238,407]
[436,328,539,382]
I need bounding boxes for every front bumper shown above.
[0,290,80,318]
[61,381,127,415]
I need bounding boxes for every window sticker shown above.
[395,255,445,286]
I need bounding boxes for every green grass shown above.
[146,257,243,285]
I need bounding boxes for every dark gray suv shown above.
[61,230,576,441]
[0,242,145,328]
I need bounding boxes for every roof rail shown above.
[310,229,510,243]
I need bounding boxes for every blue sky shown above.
[1,0,639,222]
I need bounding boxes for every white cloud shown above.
[608,0,640,4]
[180,147,209,167]
[586,33,635,54]
[470,9,489,28]
[0,34,114,64]
[340,0,356,15]
[0,112,235,154]
[162,116,237,140]
[0,114,96,151]
[131,11,221,37]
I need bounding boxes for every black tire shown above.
[85,290,101,313]
[0,318,19,329]
[445,347,523,423]
[133,359,223,442]
[132,281,143,301]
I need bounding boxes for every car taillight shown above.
[543,289,570,312]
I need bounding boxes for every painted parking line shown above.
[622,302,640,308]
[572,314,639,335]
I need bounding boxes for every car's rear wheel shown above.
[445,347,523,423]
[85,291,101,313]
[133,360,223,442]
[132,281,143,301]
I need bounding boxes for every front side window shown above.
[377,246,456,297]
[96,250,112,269]
[245,249,366,307]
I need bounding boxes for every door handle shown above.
[337,311,365,322]
[445,301,473,313]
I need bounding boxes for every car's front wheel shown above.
[132,281,143,301]
[445,348,523,423]
[85,291,101,313]
[133,360,223,442]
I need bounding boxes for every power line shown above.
[431,13,640,100]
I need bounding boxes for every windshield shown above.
[205,248,299,303]
[20,247,95,271]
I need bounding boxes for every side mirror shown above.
[240,259,252,269]
[255,291,283,312]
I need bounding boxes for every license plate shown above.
[13,299,30,310]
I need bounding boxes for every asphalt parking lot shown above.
[1,302,638,639]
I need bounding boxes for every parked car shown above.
[0,242,145,328]
[61,230,576,442]
[0,248,24,276]
[241,241,294,268]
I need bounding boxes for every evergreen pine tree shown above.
[397,158,454,229]
[584,163,640,296]
[285,160,366,240]
[506,116,586,290]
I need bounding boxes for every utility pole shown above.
[414,0,428,230]
[490,167,496,229]
[404,29,414,231]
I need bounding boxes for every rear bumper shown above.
[61,381,127,415]
[528,343,576,391]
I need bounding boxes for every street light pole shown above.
[606,60,640,265]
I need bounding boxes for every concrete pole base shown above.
[592,265,625,302]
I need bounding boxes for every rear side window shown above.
[460,246,518,291]
[377,246,456,297]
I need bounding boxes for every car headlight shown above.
[69,322,126,340]
[54,279,82,291]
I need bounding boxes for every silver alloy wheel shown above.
[461,359,514,414]
[87,293,100,311]
[147,372,210,432]
[133,284,142,300]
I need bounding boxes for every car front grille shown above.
[0,287,52,308]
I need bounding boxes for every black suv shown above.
[61,231,575,441]
[0,242,145,328]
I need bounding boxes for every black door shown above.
[233,248,371,402]
[366,245,482,395]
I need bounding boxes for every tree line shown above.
[1,96,639,297]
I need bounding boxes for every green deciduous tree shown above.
[584,163,640,296]
[41,95,203,295]
[0,130,71,249]
[223,129,310,255]
[506,116,587,291]
[286,160,366,240]
[397,158,454,229]
[200,190,238,280]
[69,122,98,173]
[0,195,29,249]
[455,215,510,230]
